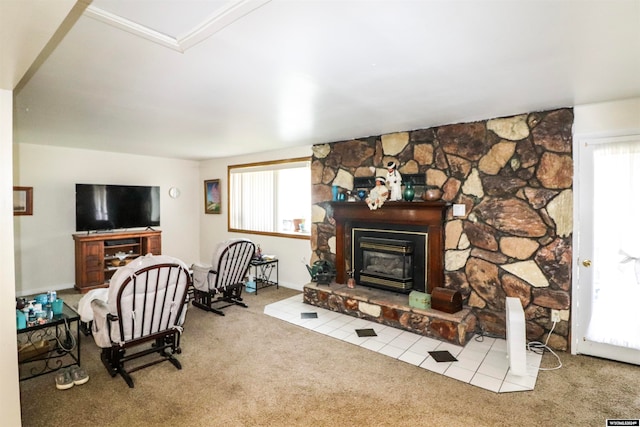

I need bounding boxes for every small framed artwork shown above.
[13,186,33,216]
[204,179,221,214]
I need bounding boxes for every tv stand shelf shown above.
[104,252,141,260]
[73,230,161,293]
[105,238,138,246]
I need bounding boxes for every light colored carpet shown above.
[18,286,640,427]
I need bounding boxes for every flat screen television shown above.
[75,184,160,232]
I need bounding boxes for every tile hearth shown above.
[265,294,543,393]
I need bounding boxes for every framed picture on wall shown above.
[204,179,221,214]
[13,186,33,216]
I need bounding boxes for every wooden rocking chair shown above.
[191,238,256,315]
[90,254,191,388]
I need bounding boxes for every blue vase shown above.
[332,185,339,201]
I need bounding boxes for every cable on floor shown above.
[527,320,562,371]
[475,323,562,371]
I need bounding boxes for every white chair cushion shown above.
[91,253,190,347]
[192,238,254,292]
[77,288,109,323]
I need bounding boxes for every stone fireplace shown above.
[308,108,574,350]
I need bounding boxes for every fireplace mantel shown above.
[330,201,448,293]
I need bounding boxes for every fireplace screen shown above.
[359,237,414,292]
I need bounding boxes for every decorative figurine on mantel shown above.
[366,176,389,210]
[386,161,403,201]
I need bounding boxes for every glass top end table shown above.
[17,299,81,381]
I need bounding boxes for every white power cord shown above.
[527,320,563,371]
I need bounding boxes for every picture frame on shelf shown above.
[204,179,221,214]
[13,186,33,216]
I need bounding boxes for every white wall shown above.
[574,97,640,137]
[1,89,23,426]
[13,144,201,296]
[199,145,313,290]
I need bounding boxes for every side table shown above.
[17,300,81,381]
[249,258,278,294]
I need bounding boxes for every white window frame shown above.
[228,157,311,239]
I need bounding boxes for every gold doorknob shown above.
[582,259,592,267]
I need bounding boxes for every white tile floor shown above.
[265,294,542,393]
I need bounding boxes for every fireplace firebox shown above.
[352,227,428,292]
[358,237,414,292]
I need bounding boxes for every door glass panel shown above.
[585,139,640,350]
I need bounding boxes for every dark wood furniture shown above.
[330,201,448,294]
[73,230,162,293]
[191,239,256,315]
[92,260,191,388]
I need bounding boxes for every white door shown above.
[574,134,640,365]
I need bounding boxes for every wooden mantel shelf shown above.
[331,200,449,223]
[330,201,449,293]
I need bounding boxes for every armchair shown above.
[192,238,255,315]
[91,254,191,388]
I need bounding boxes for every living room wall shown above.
[198,144,313,290]
[13,143,201,295]
[12,141,314,296]
[311,108,573,350]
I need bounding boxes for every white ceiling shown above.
[8,0,640,160]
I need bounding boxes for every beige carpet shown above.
[19,286,640,427]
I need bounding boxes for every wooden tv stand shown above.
[73,230,162,293]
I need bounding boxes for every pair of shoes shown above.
[69,365,89,386]
[55,366,89,390]
[55,369,74,390]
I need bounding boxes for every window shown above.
[228,157,311,238]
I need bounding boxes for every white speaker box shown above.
[506,297,527,376]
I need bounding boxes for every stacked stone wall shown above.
[311,108,573,350]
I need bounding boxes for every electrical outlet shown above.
[453,204,466,217]
[551,309,561,322]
